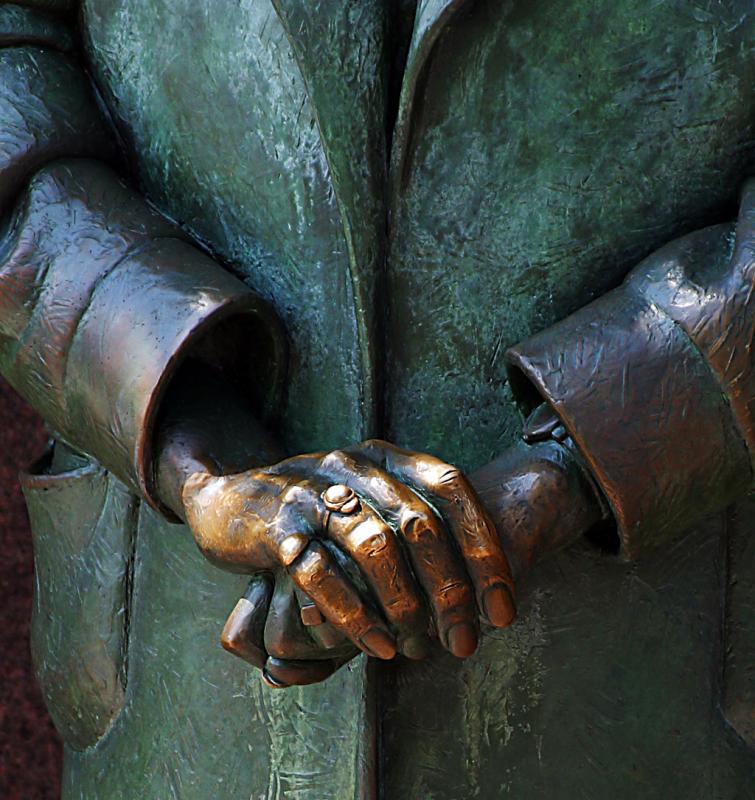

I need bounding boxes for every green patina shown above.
[0,0,753,796]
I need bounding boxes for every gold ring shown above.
[322,484,360,514]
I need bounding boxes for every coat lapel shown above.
[268,4,391,798]
[273,0,390,443]
[391,0,473,194]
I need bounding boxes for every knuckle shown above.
[361,438,387,450]
[388,594,423,622]
[437,579,474,607]
[320,449,351,471]
[356,531,389,558]
[281,483,309,507]
[400,510,438,543]
[349,517,391,557]
[454,517,497,552]
[464,549,504,574]
[421,459,464,493]
[277,533,310,567]
[288,543,330,588]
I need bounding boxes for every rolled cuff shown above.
[61,237,285,515]
[506,279,752,559]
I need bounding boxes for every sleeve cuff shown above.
[61,236,285,515]
[0,158,285,517]
[506,224,752,558]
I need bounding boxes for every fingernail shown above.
[360,629,397,660]
[402,635,430,661]
[483,583,516,628]
[262,669,289,689]
[266,657,340,687]
[447,622,478,658]
[279,533,309,566]
[300,604,325,626]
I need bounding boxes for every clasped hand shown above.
[182,440,517,687]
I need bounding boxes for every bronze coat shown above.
[0,0,753,797]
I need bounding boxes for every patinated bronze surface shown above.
[0,1,754,798]
[217,422,605,687]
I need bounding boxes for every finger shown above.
[220,574,273,668]
[293,587,352,653]
[286,539,398,660]
[264,573,334,660]
[270,487,398,659]
[358,440,516,629]
[324,510,432,660]
[262,655,354,689]
[313,477,432,656]
[317,451,472,657]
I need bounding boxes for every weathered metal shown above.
[0,1,753,797]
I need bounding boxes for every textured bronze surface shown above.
[0,159,285,514]
[21,444,136,752]
[322,484,360,514]
[181,439,518,665]
[216,428,605,683]
[0,0,754,797]
[507,187,755,557]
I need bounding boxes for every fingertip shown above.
[401,634,431,660]
[220,584,271,669]
[279,532,310,567]
[360,628,398,660]
[446,621,478,658]
[483,583,517,628]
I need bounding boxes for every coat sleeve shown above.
[506,183,755,559]
[0,6,285,514]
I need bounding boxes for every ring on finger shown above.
[322,484,360,514]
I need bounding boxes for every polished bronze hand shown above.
[155,363,591,687]
[221,411,608,688]
[220,572,359,688]
[182,439,516,664]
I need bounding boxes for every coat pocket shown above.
[723,497,755,751]
[21,442,138,751]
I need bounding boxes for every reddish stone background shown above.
[0,379,62,799]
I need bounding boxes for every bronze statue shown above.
[1,0,753,796]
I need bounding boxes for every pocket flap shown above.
[22,445,138,750]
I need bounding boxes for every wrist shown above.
[154,359,284,521]
[155,429,217,521]
[471,430,608,581]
